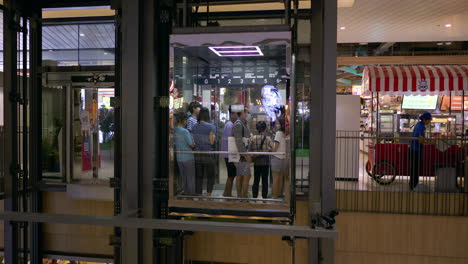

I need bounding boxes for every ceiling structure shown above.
[337,0,468,43]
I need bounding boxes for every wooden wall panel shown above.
[186,201,468,264]
[42,191,114,255]
[336,212,468,259]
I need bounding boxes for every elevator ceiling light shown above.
[445,24,452,28]
[340,26,346,30]
[209,46,264,57]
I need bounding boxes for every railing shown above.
[335,130,468,216]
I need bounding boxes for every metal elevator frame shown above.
[0,0,338,264]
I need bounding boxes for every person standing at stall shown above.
[221,106,237,197]
[410,112,432,191]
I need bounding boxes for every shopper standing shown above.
[187,102,201,132]
[192,107,216,196]
[409,112,432,191]
[271,118,287,199]
[174,112,196,195]
[221,106,237,197]
[249,121,273,199]
[232,107,251,198]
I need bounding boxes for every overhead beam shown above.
[374,42,395,55]
[0,211,338,239]
[336,78,352,85]
[337,55,468,65]
[338,66,363,76]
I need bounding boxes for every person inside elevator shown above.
[221,106,237,197]
[271,118,287,199]
[192,107,216,196]
[232,106,251,198]
[187,101,201,132]
[409,112,432,191]
[174,112,196,195]
[249,121,273,199]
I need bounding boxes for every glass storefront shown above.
[169,31,292,216]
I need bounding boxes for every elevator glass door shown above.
[72,87,115,182]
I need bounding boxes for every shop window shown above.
[169,31,292,219]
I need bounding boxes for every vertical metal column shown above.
[141,0,156,263]
[120,0,142,262]
[308,0,337,263]
[29,8,43,264]
[154,1,181,264]
[3,1,20,263]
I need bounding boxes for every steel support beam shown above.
[0,211,338,239]
[29,9,44,264]
[3,1,20,263]
[309,0,337,263]
[120,0,142,262]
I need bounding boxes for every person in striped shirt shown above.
[186,102,201,132]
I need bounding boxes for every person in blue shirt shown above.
[186,102,201,132]
[409,112,432,191]
[192,107,217,196]
[174,112,196,195]
[221,106,238,197]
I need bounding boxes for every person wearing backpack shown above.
[249,121,273,199]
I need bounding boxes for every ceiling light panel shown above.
[209,46,264,57]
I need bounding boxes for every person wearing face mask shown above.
[409,112,432,191]
[232,107,252,198]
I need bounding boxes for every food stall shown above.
[363,65,468,185]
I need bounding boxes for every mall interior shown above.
[0,0,467,263]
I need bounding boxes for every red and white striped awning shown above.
[363,65,468,95]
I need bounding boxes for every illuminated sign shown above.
[402,95,438,110]
[440,96,468,111]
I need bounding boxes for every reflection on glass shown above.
[42,23,115,66]
[169,35,291,206]
[42,86,65,181]
[73,88,114,181]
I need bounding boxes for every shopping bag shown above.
[228,136,240,162]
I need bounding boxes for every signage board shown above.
[402,95,438,110]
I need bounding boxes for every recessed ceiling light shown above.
[340,26,346,30]
[209,46,263,57]
[445,42,452,45]
[80,33,85,37]
[104,52,108,55]
[49,49,53,52]
[436,42,444,46]
[445,24,452,28]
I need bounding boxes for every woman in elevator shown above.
[192,107,217,196]
[271,118,287,199]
